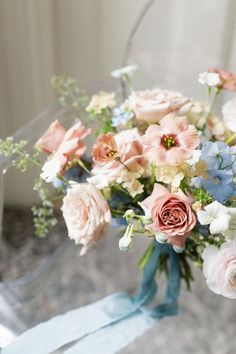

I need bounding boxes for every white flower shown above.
[198,72,220,87]
[87,174,110,190]
[111,65,138,79]
[119,224,134,252]
[222,97,236,133]
[197,201,236,239]
[40,158,61,183]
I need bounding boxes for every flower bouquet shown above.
[1,66,236,352]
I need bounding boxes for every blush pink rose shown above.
[141,183,196,249]
[61,183,111,255]
[127,89,190,123]
[92,133,118,164]
[141,115,200,166]
[202,242,236,299]
[36,120,91,170]
[36,119,66,153]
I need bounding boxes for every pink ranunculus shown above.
[61,183,111,255]
[114,128,145,168]
[36,119,66,153]
[209,68,236,92]
[222,97,236,133]
[127,89,191,123]
[90,128,148,197]
[37,120,91,170]
[141,183,196,249]
[141,115,200,166]
[92,133,118,164]
[202,242,236,299]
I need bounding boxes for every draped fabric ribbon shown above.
[2,241,181,354]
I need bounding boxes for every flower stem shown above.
[226,133,236,145]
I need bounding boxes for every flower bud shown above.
[155,232,168,244]
[119,224,134,252]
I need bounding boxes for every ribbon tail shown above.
[2,293,135,354]
[64,311,155,354]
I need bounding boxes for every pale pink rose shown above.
[141,115,200,166]
[36,119,66,153]
[202,242,236,299]
[37,120,91,170]
[61,184,111,255]
[92,133,118,164]
[209,68,236,92]
[222,97,236,133]
[141,183,196,249]
[127,89,190,123]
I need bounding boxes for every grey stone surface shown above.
[0,209,236,354]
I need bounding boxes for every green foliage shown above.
[32,178,58,237]
[192,187,213,205]
[0,137,40,172]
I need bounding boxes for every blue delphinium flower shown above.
[111,105,134,127]
[196,142,236,202]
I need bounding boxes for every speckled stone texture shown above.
[0,208,236,354]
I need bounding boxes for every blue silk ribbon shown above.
[2,241,181,354]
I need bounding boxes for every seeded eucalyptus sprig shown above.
[0,137,40,172]
[32,178,58,238]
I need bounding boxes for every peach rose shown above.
[36,120,91,170]
[92,133,118,164]
[127,89,190,123]
[141,183,196,250]
[61,183,111,255]
[209,68,236,91]
[202,242,236,299]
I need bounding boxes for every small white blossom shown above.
[40,158,61,183]
[110,65,138,79]
[197,201,236,239]
[198,72,220,87]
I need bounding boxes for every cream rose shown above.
[202,242,236,299]
[61,184,111,255]
[127,89,190,123]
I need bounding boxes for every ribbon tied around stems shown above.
[2,241,181,354]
